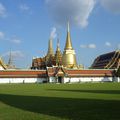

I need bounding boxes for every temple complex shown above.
[31,22,78,69]
[0,23,120,84]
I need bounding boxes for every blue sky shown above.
[0,0,120,68]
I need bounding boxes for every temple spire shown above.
[8,50,13,66]
[47,37,54,56]
[56,38,60,51]
[55,38,62,66]
[65,21,73,50]
[7,50,16,69]
[62,22,77,68]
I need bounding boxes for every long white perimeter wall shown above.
[63,77,114,83]
[49,76,120,83]
[0,78,47,84]
[0,77,119,84]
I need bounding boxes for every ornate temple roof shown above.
[0,70,47,78]
[91,50,120,69]
[47,66,113,77]
[0,57,7,70]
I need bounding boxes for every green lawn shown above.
[0,83,120,120]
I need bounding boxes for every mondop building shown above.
[0,23,120,83]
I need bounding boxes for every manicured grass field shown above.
[0,83,120,120]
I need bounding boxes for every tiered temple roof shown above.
[0,58,7,70]
[91,50,120,69]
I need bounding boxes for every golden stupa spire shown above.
[62,22,77,68]
[64,21,73,50]
[56,38,60,51]
[47,37,54,56]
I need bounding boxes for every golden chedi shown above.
[62,22,77,68]
[46,37,56,66]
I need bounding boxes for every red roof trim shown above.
[0,69,113,78]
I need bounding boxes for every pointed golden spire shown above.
[56,38,60,51]
[47,37,54,56]
[64,21,73,50]
[55,38,62,66]
[62,22,77,68]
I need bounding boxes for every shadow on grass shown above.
[0,94,120,120]
[48,89,120,94]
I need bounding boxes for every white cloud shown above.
[50,27,57,39]
[11,51,24,58]
[100,0,120,14]
[11,38,21,44]
[45,0,96,28]
[2,51,24,58]
[0,33,22,44]
[0,3,6,17]
[20,4,30,11]
[105,42,111,47]
[80,43,96,49]
[88,44,96,49]
[0,31,4,39]
[80,44,87,48]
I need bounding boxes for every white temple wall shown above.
[37,78,47,83]
[117,77,120,82]
[0,78,47,84]
[63,77,69,83]
[0,78,10,83]
[63,77,113,83]
[49,77,56,83]
[0,76,116,84]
